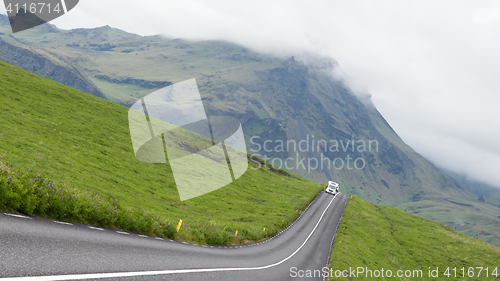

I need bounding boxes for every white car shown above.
[325,181,339,195]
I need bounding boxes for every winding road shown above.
[0,192,348,281]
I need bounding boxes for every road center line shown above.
[1,194,338,281]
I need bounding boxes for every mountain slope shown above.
[330,196,500,280]
[1,15,499,246]
[0,19,461,204]
[0,16,104,98]
[0,59,323,243]
[0,38,106,99]
[441,168,500,204]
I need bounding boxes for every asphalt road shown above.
[0,192,348,281]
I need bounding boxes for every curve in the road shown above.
[0,192,347,281]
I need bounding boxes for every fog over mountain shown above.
[2,0,499,187]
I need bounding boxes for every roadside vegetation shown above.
[330,196,500,280]
[0,158,178,239]
[0,60,323,245]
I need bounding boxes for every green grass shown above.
[0,159,177,238]
[330,196,500,280]
[396,199,500,247]
[0,60,323,244]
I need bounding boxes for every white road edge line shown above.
[88,226,104,231]
[116,231,129,235]
[54,221,73,226]
[4,213,31,219]
[0,194,338,281]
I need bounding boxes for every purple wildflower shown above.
[52,183,55,187]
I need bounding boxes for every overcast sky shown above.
[2,1,499,187]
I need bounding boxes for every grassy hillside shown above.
[366,104,500,246]
[330,196,500,280]
[0,60,323,243]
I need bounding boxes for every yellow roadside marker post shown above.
[235,230,238,236]
[176,219,182,232]
[263,228,266,232]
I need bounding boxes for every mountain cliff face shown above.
[1,14,499,245]
[196,56,472,206]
